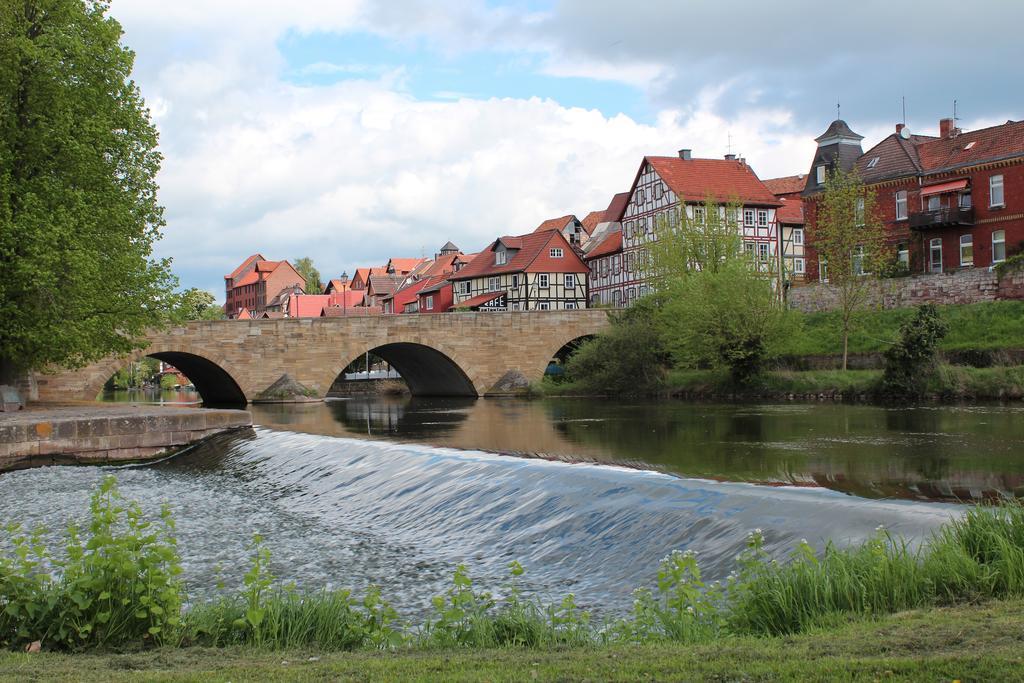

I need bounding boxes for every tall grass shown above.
[4,478,1024,651]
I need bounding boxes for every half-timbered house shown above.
[449,230,589,311]
[764,175,808,284]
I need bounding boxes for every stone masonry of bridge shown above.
[32,310,610,404]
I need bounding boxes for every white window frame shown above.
[758,242,770,262]
[819,256,829,283]
[992,230,1006,264]
[537,301,550,311]
[959,234,973,267]
[794,257,805,274]
[990,174,1005,208]
[793,228,804,246]
[693,206,706,225]
[743,208,755,227]
[565,274,576,288]
[549,247,564,258]
[816,165,826,184]
[895,190,908,220]
[538,274,549,288]
[756,209,769,228]
[565,302,578,310]
[929,238,943,273]
[488,276,500,292]
[927,195,941,212]
[424,295,434,310]
[495,250,507,266]
[897,243,909,267]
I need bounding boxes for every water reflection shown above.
[251,398,1024,504]
[101,387,201,405]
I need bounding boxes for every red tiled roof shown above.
[387,258,428,274]
[456,291,505,309]
[763,175,807,195]
[226,254,264,280]
[418,276,450,295]
[776,197,805,225]
[916,119,1024,173]
[533,214,577,233]
[329,289,364,308]
[321,305,383,317]
[288,294,331,318]
[367,274,403,296]
[236,307,252,320]
[352,267,386,288]
[233,270,260,287]
[643,157,781,205]
[451,230,589,280]
[259,311,285,319]
[383,278,432,310]
[604,191,630,221]
[580,211,605,233]
[324,278,350,294]
[255,260,281,272]
[584,230,622,259]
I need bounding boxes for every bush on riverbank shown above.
[4,478,1024,653]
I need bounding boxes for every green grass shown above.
[782,300,1024,357]
[3,598,1023,681]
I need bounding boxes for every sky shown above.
[107,0,1024,299]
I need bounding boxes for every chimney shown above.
[939,118,954,138]
[679,149,692,160]
[895,123,905,134]
[724,153,737,161]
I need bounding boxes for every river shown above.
[3,395,1019,619]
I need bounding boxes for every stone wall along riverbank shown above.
[0,406,251,471]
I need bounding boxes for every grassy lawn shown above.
[2,599,1022,681]
[783,300,1024,356]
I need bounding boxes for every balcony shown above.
[909,206,974,230]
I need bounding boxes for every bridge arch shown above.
[89,350,247,407]
[330,342,479,397]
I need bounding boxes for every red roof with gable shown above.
[226,254,264,280]
[387,258,428,274]
[533,214,577,233]
[643,157,781,206]
[451,230,589,280]
[288,294,332,318]
[915,119,1024,172]
[383,278,433,311]
[775,197,805,225]
[584,230,622,260]
[233,270,260,287]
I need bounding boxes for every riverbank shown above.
[0,405,251,471]
[539,364,1024,402]
[1,597,1020,681]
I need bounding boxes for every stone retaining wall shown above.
[788,266,1024,313]
[0,406,252,471]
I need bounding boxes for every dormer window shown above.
[550,247,563,258]
[495,250,507,266]
[964,141,976,150]
[816,165,826,184]
[866,157,880,169]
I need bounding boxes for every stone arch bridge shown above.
[34,311,610,406]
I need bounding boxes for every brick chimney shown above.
[939,118,954,138]
[678,149,692,160]
[896,123,905,135]
[724,153,737,160]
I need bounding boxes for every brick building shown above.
[224,255,305,317]
[802,117,1024,280]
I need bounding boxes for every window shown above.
[627,287,636,300]
[424,295,434,310]
[959,234,973,267]
[637,188,646,204]
[511,274,519,288]
[855,198,865,225]
[612,255,620,274]
[927,195,941,212]
[819,256,829,283]
[550,247,564,258]
[565,302,578,310]
[758,243,770,262]
[565,274,576,288]
[538,301,550,311]
[990,175,1004,207]
[866,156,880,169]
[960,192,972,209]
[654,184,664,200]
[816,165,826,184]
[993,230,1006,263]
[897,243,909,267]
[744,242,756,258]
[929,238,943,273]
[852,245,866,275]
[495,250,507,266]
[538,274,549,288]
[488,276,500,291]
[511,302,520,311]
[743,209,755,227]
[895,190,908,220]
[692,206,706,225]
[794,257,805,274]
[756,209,769,228]
[793,228,804,246]
[460,281,471,295]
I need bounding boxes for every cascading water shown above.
[0,426,957,619]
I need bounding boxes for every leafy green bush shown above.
[0,476,183,650]
[881,304,948,399]
[565,298,669,396]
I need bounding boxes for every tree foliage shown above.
[564,299,669,396]
[0,0,178,375]
[174,288,223,321]
[293,257,322,294]
[810,168,889,370]
[645,196,792,384]
[881,304,948,399]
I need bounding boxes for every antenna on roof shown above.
[953,99,959,126]
[727,132,732,156]
[901,96,906,126]
[836,98,841,120]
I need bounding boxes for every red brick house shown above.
[802,117,1024,279]
[224,255,305,317]
[450,229,589,311]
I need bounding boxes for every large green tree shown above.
[293,256,321,294]
[0,0,177,381]
[174,287,223,321]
